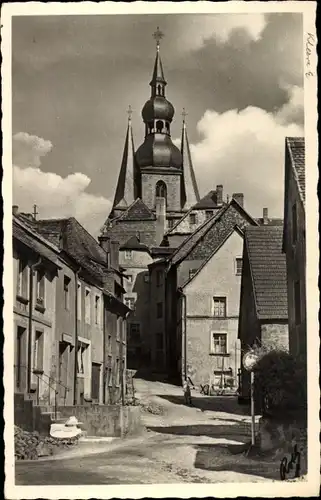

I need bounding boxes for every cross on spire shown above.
[127,105,133,122]
[153,26,164,52]
[182,108,188,124]
[33,204,39,220]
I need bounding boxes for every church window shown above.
[165,122,170,133]
[156,181,167,201]
[157,84,161,95]
[156,120,163,133]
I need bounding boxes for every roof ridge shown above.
[286,137,305,206]
[14,216,60,252]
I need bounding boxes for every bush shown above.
[253,349,307,414]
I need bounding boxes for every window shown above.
[156,333,163,350]
[129,323,140,343]
[156,270,163,287]
[189,213,197,225]
[124,297,135,310]
[94,295,100,324]
[189,269,197,280]
[17,259,28,297]
[16,326,26,389]
[125,250,132,259]
[205,210,213,220]
[116,358,120,386]
[167,219,174,229]
[77,343,88,375]
[156,180,167,202]
[116,316,122,340]
[36,269,45,307]
[235,258,243,276]
[156,120,163,133]
[292,203,298,244]
[64,276,71,310]
[77,282,81,320]
[85,289,91,323]
[212,333,227,354]
[157,302,163,319]
[33,330,44,372]
[213,297,227,317]
[294,281,301,325]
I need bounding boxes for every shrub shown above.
[253,349,307,414]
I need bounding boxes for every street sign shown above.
[242,350,259,372]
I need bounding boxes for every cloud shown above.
[13,133,112,236]
[174,85,304,217]
[177,14,267,52]
[275,85,304,126]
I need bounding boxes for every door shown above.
[58,342,69,404]
[15,326,27,392]
[91,362,101,402]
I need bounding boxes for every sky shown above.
[12,13,304,236]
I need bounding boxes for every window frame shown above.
[17,259,28,298]
[156,302,163,319]
[129,322,140,343]
[156,270,163,287]
[124,250,133,260]
[85,287,91,324]
[211,332,228,355]
[63,275,71,311]
[189,213,197,225]
[33,330,44,373]
[235,257,243,276]
[94,294,101,325]
[212,296,227,318]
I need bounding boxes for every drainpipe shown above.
[103,295,106,404]
[27,257,42,393]
[178,288,187,383]
[120,310,130,406]
[73,267,81,405]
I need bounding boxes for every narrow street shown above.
[15,379,283,484]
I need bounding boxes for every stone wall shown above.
[58,404,144,438]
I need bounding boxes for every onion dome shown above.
[136,134,182,169]
[142,96,174,122]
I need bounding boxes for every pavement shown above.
[15,378,289,485]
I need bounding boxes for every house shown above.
[118,235,153,369]
[238,225,289,401]
[282,137,306,361]
[37,217,129,405]
[149,194,259,386]
[13,212,61,406]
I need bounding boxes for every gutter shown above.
[73,266,81,405]
[178,288,187,382]
[27,257,42,393]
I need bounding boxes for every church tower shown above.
[101,28,200,246]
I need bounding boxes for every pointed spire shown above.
[180,109,200,209]
[113,107,136,210]
[150,27,166,90]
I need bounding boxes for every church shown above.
[100,29,275,386]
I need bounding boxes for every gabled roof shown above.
[37,217,109,283]
[169,198,258,267]
[245,225,288,320]
[13,217,61,268]
[193,190,221,210]
[119,235,150,253]
[111,198,156,222]
[286,137,305,205]
[181,224,244,289]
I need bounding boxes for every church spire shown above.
[181,108,200,209]
[150,27,166,97]
[112,106,136,210]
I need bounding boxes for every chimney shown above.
[155,197,166,245]
[216,185,223,206]
[232,193,244,208]
[263,207,269,225]
[98,235,111,267]
[12,205,19,215]
[110,240,120,271]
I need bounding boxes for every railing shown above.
[14,364,71,420]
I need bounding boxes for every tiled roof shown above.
[169,198,258,266]
[37,217,109,283]
[245,226,288,320]
[113,198,156,222]
[193,190,221,209]
[119,235,150,252]
[286,137,305,205]
[13,219,61,267]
